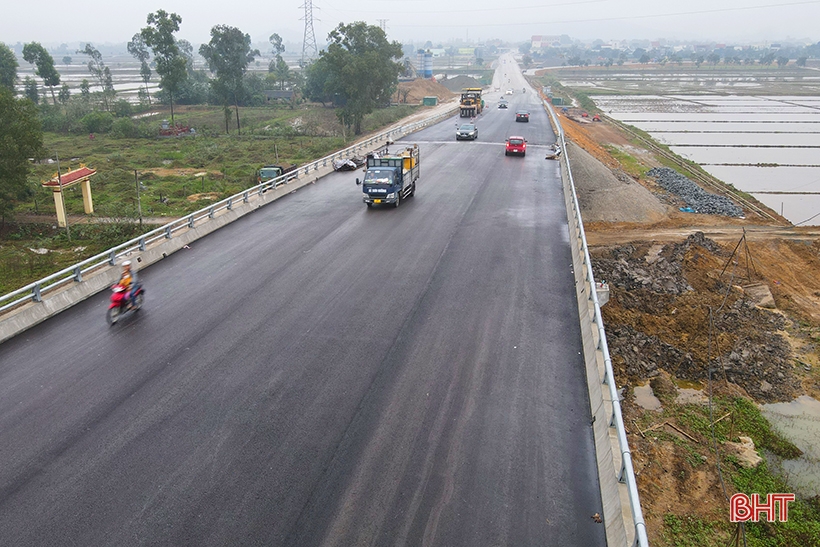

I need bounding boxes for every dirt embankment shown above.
[563,105,820,544]
[396,79,455,104]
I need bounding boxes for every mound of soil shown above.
[568,142,668,224]
[396,79,455,104]
[438,74,483,92]
[592,233,801,403]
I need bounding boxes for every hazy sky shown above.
[2,0,819,47]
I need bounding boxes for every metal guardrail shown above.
[0,105,459,316]
[546,103,649,547]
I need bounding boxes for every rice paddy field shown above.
[546,65,820,225]
[591,94,820,225]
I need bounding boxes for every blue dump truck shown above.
[356,145,420,208]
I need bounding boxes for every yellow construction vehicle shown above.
[459,88,484,118]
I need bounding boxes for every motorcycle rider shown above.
[118,260,139,308]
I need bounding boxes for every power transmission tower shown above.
[377,19,388,33]
[300,0,319,66]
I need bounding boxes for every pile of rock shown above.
[647,167,743,217]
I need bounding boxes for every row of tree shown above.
[0,16,405,222]
[524,42,819,69]
[1,13,405,138]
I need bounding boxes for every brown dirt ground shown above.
[397,79,456,104]
[567,111,820,545]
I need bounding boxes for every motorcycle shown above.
[107,283,144,325]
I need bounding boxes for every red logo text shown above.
[730,493,795,522]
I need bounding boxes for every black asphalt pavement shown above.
[0,59,607,546]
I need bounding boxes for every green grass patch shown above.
[661,513,728,547]
[675,397,801,459]
[3,103,421,294]
[730,461,820,547]
[601,144,647,177]
[0,222,152,294]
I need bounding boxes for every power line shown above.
[388,0,820,28]
[301,0,319,66]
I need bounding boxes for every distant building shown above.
[263,90,294,102]
[531,35,561,49]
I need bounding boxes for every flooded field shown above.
[15,55,280,102]
[557,67,820,96]
[762,395,820,498]
[591,94,820,225]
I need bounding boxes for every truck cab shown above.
[257,164,297,185]
[357,146,420,208]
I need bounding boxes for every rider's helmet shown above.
[122,260,132,270]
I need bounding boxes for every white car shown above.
[505,89,513,95]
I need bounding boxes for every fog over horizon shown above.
[2,0,819,49]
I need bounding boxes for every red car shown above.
[505,136,527,156]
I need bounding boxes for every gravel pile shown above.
[647,167,743,217]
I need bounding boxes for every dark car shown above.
[515,110,530,122]
[505,136,527,156]
[456,123,478,140]
[498,100,508,109]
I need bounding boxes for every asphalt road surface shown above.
[0,59,608,546]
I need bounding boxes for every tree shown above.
[78,44,115,110]
[797,56,807,67]
[303,61,332,106]
[23,76,38,104]
[141,10,187,127]
[307,22,403,135]
[707,52,721,65]
[270,56,290,90]
[269,33,285,57]
[199,25,259,135]
[80,79,90,99]
[177,39,195,72]
[58,83,71,104]
[127,33,152,105]
[0,42,18,93]
[522,54,532,68]
[0,87,43,223]
[777,56,789,68]
[639,54,651,64]
[759,51,776,65]
[22,42,60,104]
[62,56,72,65]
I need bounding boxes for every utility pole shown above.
[377,19,388,33]
[135,170,143,228]
[55,151,71,242]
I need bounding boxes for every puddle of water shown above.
[761,395,820,498]
[634,382,662,411]
[676,388,708,405]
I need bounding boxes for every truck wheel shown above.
[394,193,401,208]
[366,202,372,208]
[410,182,416,197]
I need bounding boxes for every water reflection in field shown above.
[762,396,820,498]
[593,95,820,225]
